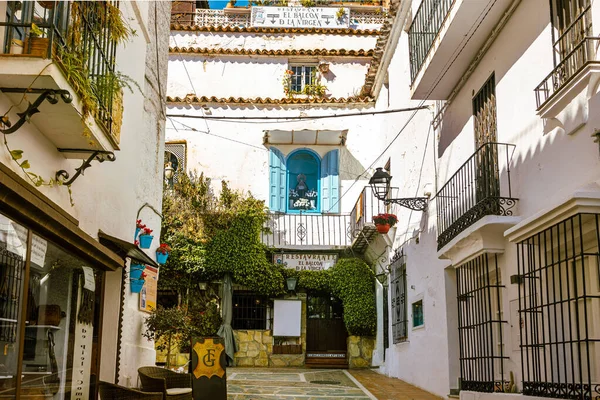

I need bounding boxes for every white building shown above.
[0,1,170,398]
[364,0,600,399]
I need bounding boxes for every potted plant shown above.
[25,23,49,58]
[372,213,398,234]
[135,219,146,240]
[142,306,188,369]
[130,263,147,293]
[156,243,171,265]
[138,227,154,249]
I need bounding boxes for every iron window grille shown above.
[516,213,600,399]
[232,291,269,330]
[391,249,408,343]
[0,243,24,343]
[164,143,187,184]
[289,65,316,94]
[457,253,508,392]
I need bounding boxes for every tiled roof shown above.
[169,47,374,57]
[166,95,375,105]
[360,3,397,96]
[170,24,379,35]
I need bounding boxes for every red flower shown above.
[136,219,146,229]
[157,243,171,255]
[372,213,398,227]
[141,227,153,236]
[134,240,140,246]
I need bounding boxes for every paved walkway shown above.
[227,368,443,400]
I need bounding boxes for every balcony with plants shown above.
[407,0,515,100]
[436,142,518,258]
[0,1,136,157]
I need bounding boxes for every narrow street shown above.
[227,368,442,400]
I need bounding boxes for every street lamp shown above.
[286,276,298,292]
[368,167,429,212]
[375,273,388,287]
[164,162,175,180]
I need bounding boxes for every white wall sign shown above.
[251,7,350,29]
[274,253,338,271]
[273,300,302,337]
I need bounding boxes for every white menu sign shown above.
[274,253,338,271]
[251,7,350,29]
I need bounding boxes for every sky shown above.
[208,0,250,9]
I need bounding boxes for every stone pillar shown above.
[347,336,375,368]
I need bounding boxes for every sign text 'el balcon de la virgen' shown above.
[274,253,338,271]
[251,7,350,29]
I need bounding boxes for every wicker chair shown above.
[98,381,163,400]
[138,367,193,400]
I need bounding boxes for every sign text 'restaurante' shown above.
[274,253,338,271]
[251,7,350,29]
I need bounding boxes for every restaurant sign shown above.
[251,7,350,29]
[274,253,338,271]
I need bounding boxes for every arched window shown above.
[287,150,320,212]
[269,147,339,214]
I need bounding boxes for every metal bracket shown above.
[510,274,524,285]
[0,88,73,134]
[384,197,429,211]
[55,150,116,186]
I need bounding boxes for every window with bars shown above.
[289,65,316,94]
[232,291,269,330]
[516,213,600,399]
[456,254,508,392]
[164,143,187,186]
[391,249,407,343]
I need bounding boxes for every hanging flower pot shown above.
[138,227,154,249]
[372,213,398,235]
[376,223,390,234]
[130,264,146,293]
[156,243,171,265]
[135,219,146,240]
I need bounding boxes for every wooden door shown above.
[306,292,347,352]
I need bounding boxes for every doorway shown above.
[305,292,347,367]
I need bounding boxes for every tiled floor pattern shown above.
[348,370,444,400]
[227,368,374,400]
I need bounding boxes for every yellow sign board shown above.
[139,265,158,313]
[192,338,225,379]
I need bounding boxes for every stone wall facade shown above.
[348,336,375,368]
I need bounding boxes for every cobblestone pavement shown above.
[227,368,443,400]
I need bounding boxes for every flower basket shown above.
[130,264,146,293]
[156,252,169,265]
[139,234,153,249]
[372,213,397,234]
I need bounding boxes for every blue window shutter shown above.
[321,149,339,213]
[269,147,286,212]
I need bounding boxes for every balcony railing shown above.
[408,0,454,83]
[171,8,386,29]
[262,212,352,248]
[436,142,517,250]
[0,1,118,136]
[534,36,599,109]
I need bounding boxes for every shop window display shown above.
[0,213,103,400]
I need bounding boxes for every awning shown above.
[98,230,160,268]
[263,129,347,145]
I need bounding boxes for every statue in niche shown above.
[295,173,308,198]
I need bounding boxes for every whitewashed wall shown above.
[0,1,170,387]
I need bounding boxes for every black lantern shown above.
[286,276,298,292]
[368,167,429,212]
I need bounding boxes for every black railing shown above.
[457,254,508,392]
[0,1,119,136]
[516,213,600,400]
[262,212,351,248]
[534,37,599,109]
[390,249,407,344]
[349,186,392,237]
[436,142,517,250]
[408,0,454,83]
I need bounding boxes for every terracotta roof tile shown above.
[171,24,379,36]
[166,95,375,106]
[169,47,374,57]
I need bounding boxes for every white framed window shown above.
[289,65,317,94]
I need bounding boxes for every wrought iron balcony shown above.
[0,1,120,144]
[436,142,517,250]
[408,0,454,83]
[262,212,352,249]
[349,186,397,253]
[534,6,598,110]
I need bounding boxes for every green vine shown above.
[283,258,376,336]
[282,69,327,99]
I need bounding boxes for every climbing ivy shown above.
[282,257,376,336]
